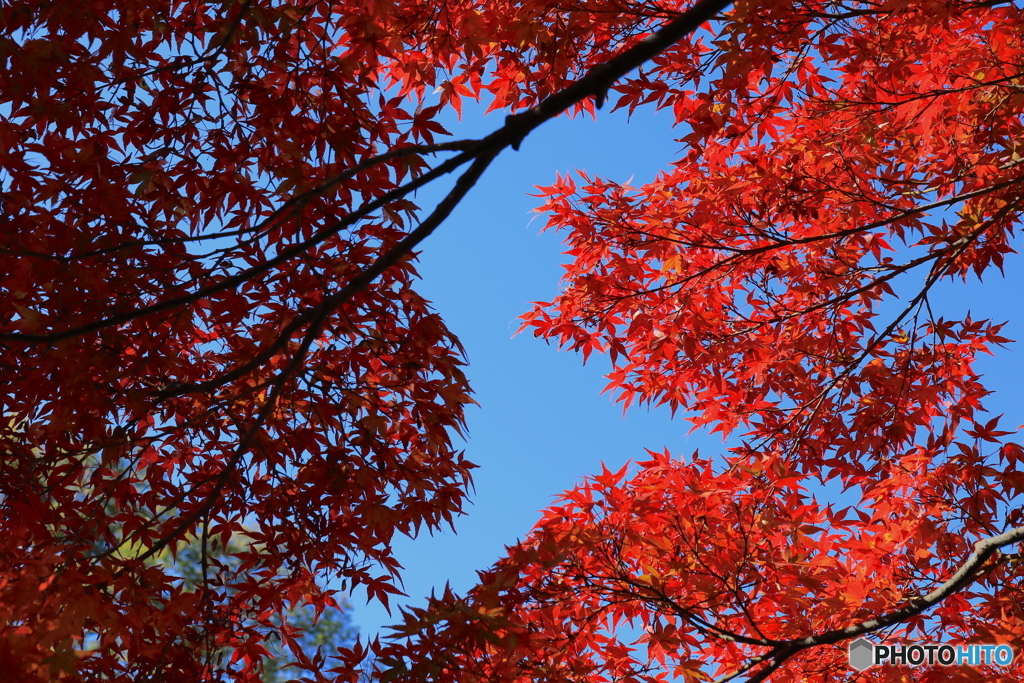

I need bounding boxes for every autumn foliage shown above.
[2,0,1024,681]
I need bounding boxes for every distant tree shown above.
[163,536,358,682]
[2,0,1024,682]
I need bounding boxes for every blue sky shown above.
[350,102,717,636]
[348,100,1024,641]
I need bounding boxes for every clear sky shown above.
[348,99,1024,641]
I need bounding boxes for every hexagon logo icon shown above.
[849,638,875,671]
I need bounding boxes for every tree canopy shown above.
[1,0,1023,681]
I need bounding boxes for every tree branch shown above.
[718,525,1024,683]
[0,0,734,345]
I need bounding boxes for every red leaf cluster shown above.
[2,0,1023,681]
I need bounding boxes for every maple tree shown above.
[2,0,1024,681]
